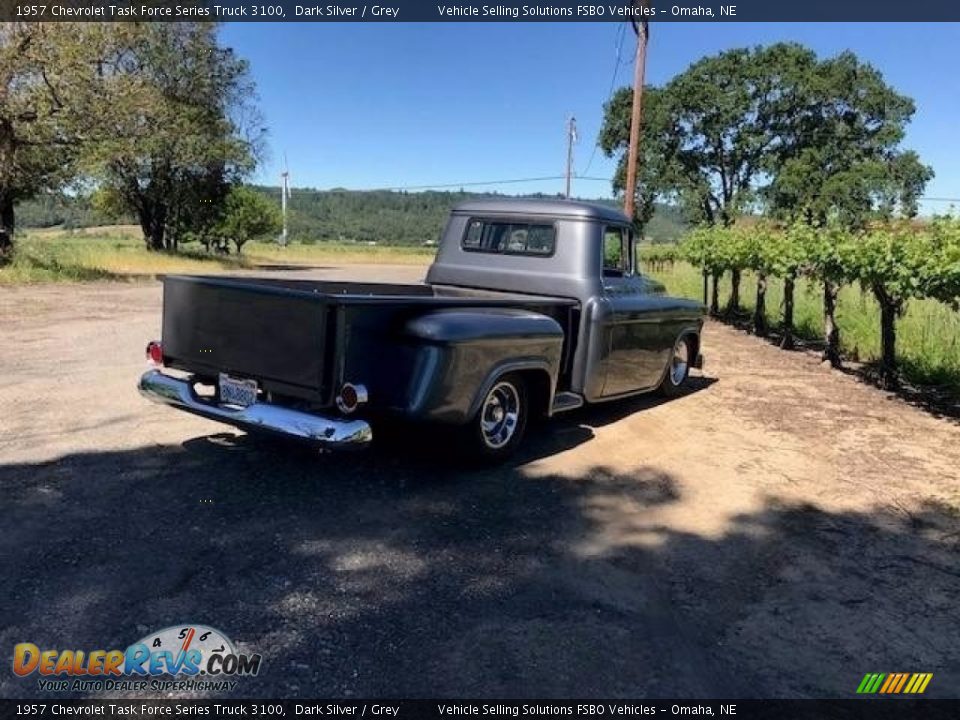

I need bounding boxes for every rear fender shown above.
[402,308,563,424]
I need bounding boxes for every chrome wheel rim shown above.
[480,381,520,449]
[670,337,690,386]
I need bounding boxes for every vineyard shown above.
[640,219,960,395]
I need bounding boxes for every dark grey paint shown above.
[151,199,705,436]
[428,199,705,404]
[402,308,564,423]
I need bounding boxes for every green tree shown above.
[790,222,853,366]
[87,24,261,252]
[878,151,933,221]
[922,217,960,309]
[599,43,817,312]
[680,227,727,315]
[604,43,931,361]
[838,224,929,387]
[764,52,932,367]
[0,23,112,262]
[765,52,933,229]
[762,224,810,350]
[214,185,281,254]
[742,223,779,336]
[598,86,671,233]
[716,225,754,315]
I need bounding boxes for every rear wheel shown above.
[658,335,693,397]
[463,373,528,462]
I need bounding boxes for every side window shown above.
[603,226,629,278]
[462,219,556,257]
[463,220,483,249]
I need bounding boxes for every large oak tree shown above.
[600,43,818,313]
[87,23,262,252]
[0,23,263,260]
[600,42,931,362]
[0,23,114,261]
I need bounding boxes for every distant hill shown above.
[251,186,688,245]
[14,192,129,229]
[16,187,688,245]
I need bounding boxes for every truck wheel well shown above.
[517,369,552,418]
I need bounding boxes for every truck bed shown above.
[160,275,578,407]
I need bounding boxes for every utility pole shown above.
[623,9,650,221]
[280,154,290,247]
[280,173,288,246]
[565,115,578,199]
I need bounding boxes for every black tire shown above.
[462,373,529,463]
[657,335,693,398]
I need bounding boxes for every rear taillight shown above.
[146,341,163,366]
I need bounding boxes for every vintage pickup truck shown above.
[139,199,705,461]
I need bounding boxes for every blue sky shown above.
[222,22,960,212]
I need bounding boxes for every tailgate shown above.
[161,276,331,398]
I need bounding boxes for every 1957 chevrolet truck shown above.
[139,199,705,461]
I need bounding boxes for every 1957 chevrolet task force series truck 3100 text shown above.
[139,199,705,461]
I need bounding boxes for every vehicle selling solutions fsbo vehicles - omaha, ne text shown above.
[139,199,706,461]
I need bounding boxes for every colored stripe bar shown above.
[856,671,933,695]
[894,673,910,693]
[868,673,886,694]
[888,673,902,693]
[885,673,896,693]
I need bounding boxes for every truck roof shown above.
[451,198,630,224]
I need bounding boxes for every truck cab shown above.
[427,199,703,403]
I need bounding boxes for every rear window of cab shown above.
[462,219,556,257]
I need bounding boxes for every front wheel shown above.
[657,335,693,397]
[462,373,528,463]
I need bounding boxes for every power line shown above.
[325,177,960,204]
[581,22,628,178]
[381,175,614,192]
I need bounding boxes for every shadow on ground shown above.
[1,415,958,699]
[370,376,718,468]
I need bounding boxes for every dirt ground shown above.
[1,265,959,700]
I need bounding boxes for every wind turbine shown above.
[280,154,290,246]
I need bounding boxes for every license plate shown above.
[218,373,258,407]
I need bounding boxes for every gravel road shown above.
[2,265,959,699]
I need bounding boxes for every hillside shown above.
[252,186,688,245]
[14,193,127,229]
[15,188,688,245]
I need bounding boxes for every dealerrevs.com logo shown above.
[13,624,262,693]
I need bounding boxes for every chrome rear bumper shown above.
[138,370,372,450]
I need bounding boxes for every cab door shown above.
[599,226,673,397]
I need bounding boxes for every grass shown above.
[647,261,960,394]
[0,226,434,284]
[245,239,435,266]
